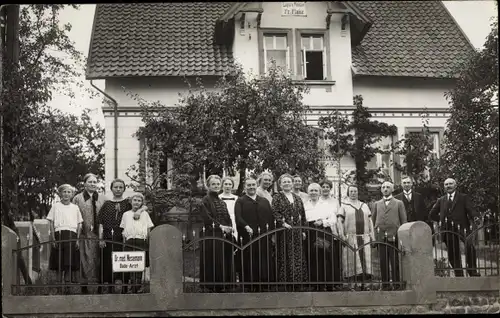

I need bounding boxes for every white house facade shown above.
[86,1,474,195]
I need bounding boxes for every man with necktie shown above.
[429,178,481,277]
[395,176,427,224]
[372,181,407,290]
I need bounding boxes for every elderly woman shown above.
[97,178,147,293]
[72,173,107,294]
[199,175,234,292]
[303,183,343,291]
[272,173,308,291]
[256,172,274,204]
[338,185,375,290]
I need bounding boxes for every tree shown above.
[441,16,499,217]
[18,107,104,218]
[2,5,102,222]
[318,95,397,200]
[132,63,325,196]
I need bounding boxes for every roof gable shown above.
[351,1,476,78]
[86,1,476,80]
[86,3,236,79]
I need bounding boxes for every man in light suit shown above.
[372,181,407,290]
[428,178,481,277]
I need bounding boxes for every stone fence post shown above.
[149,224,183,307]
[2,225,19,298]
[398,221,436,304]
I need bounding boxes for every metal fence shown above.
[432,220,500,277]
[11,237,149,295]
[182,223,406,293]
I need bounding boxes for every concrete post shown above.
[149,224,183,307]
[2,225,19,297]
[398,221,436,304]
[15,221,34,280]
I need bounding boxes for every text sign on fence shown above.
[282,2,306,16]
[112,251,145,272]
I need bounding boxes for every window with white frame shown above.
[367,136,395,180]
[300,34,327,80]
[408,131,440,159]
[406,128,443,181]
[263,34,290,73]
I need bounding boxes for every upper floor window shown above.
[259,28,331,81]
[300,34,327,80]
[263,34,290,73]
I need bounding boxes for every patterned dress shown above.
[338,200,375,279]
[96,199,131,284]
[272,192,308,285]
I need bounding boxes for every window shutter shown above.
[286,46,290,74]
[322,48,327,80]
[302,47,307,79]
[264,46,268,74]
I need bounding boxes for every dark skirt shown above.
[199,229,234,292]
[125,238,150,267]
[49,230,80,271]
[101,236,124,284]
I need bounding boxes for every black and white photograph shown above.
[1,1,498,316]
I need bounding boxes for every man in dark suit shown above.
[395,176,428,224]
[428,178,481,277]
[372,181,407,290]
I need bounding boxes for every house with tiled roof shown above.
[86,1,475,192]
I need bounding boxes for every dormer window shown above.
[295,29,331,81]
[263,34,290,73]
[300,34,326,80]
[258,28,294,76]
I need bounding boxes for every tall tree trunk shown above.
[2,4,31,285]
[237,163,247,195]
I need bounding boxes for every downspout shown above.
[90,80,118,179]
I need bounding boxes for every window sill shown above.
[291,80,336,86]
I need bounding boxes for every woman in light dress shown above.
[303,183,343,291]
[219,176,240,282]
[337,185,376,290]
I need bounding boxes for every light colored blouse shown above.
[120,210,154,240]
[46,202,83,233]
[304,199,339,234]
[220,192,239,239]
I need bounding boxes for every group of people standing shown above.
[198,172,482,292]
[47,173,154,294]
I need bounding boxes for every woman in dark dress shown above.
[272,173,308,291]
[97,179,148,293]
[199,175,235,292]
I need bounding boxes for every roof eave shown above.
[339,1,373,46]
[352,73,460,80]
[219,2,248,23]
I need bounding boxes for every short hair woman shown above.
[199,175,235,292]
[72,173,107,294]
[272,173,308,291]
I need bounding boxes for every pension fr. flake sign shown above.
[282,2,307,16]
[112,251,146,272]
